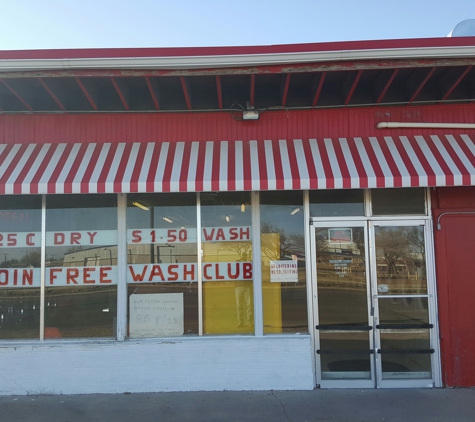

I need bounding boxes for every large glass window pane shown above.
[315,226,371,380]
[127,193,198,338]
[0,195,42,340]
[309,189,364,217]
[378,297,429,326]
[375,226,427,295]
[320,331,371,380]
[201,192,253,335]
[260,191,307,334]
[316,227,368,326]
[380,330,432,379]
[45,195,117,339]
[372,188,426,215]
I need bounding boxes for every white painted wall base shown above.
[0,336,314,395]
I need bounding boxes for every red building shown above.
[0,37,474,393]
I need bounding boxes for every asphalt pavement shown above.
[1,388,474,422]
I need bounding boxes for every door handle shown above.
[316,325,373,331]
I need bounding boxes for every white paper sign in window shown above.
[270,260,298,283]
[129,293,184,338]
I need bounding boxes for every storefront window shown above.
[201,192,253,335]
[0,195,42,339]
[45,195,117,339]
[260,191,308,334]
[371,188,426,215]
[310,189,365,217]
[126,193,198,338]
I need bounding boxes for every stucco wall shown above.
[0,336,314,395]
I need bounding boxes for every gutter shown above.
[1,46,475,72]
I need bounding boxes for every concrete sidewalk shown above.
[0,389,474,422]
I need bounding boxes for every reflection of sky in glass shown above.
[310,189,364,217]
[260,206,304,236]
[47,207,117,231]
[128,206,197,229]
[201,204,251,227]
[201,192,252,227]
[0,209,41,232]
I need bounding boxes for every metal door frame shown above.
[310,219,375,388]
[369,218,441,388]
[310,217,442,388]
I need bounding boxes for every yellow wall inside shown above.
[202,233,283,334]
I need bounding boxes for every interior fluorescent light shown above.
[241,203,246,213]
[225,215,230,222]
[132,201,149,211]
[290,207,300,215]
[163,217,173,223]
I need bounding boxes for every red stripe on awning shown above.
[1,135,475,195]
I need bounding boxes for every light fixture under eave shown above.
[163,217,173,223]
[225,215,230,222]
[241,203,246,213]
[243,110,259,120]
[132,201,149,211]
[290,207,300,215]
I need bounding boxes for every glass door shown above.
[312,221,375,388]
[312,219,438,388]
[370,220,436,388]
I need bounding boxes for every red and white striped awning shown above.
[1,135,475,194]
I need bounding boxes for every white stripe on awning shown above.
[1,135,475,194]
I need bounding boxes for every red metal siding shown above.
[433,186,475,387]
[1,104,475,145]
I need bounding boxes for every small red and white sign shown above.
[328,228,353,244]
[270,260,298,283]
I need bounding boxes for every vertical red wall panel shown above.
[433,186,475,387]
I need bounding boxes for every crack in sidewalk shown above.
[271,390,292,422]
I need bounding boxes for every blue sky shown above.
[1,0,474,50]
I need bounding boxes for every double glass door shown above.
[311,220,438,388]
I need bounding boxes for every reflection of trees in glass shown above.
[1,258,20,268]
[406,227,425,257]
[315,230,328,259]
[217,241,252,261]
[261,222,304,260]
[376,227,409,275]
[2,251,41,268]
[376,226,425,276]
[406,226,426,278]
[21,251,41,268]
[352,229,365,259]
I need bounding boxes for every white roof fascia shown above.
[0,46,475,72]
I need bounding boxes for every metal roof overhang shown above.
[1,37,475,113]
[1,38,475,195]
[1,135,474,195]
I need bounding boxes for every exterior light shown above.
[290,207,300,215]
[241,203,246,212]
[243,110,259,120]
[132,201,149,211]
[225,215,230,222]
[163,217,173,223]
